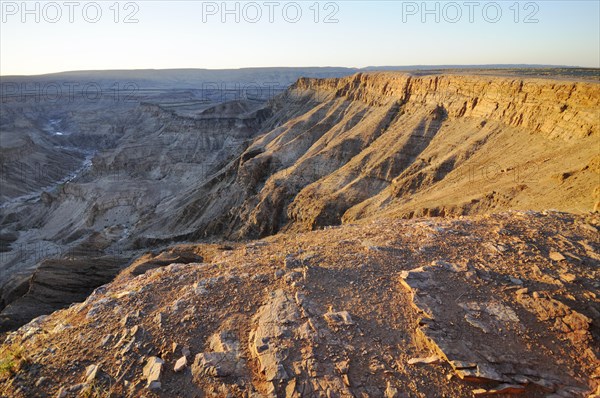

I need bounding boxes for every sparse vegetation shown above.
[0,343,28,380]
[80,380,114,398]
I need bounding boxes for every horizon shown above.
[2,63,596,78]
[1,1,599,75]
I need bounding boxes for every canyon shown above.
[0,68,598,397]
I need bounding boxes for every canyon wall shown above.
[293,72,599,139]
[145,72,598,240]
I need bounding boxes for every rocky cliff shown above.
[293,73,599,139]
[142,72,599,240]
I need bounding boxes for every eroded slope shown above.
[144,72,600,241]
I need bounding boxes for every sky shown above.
[1,0,599,75]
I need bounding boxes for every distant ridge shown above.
[0,64,589,78]
[2,65,597,90]
[0,67,358,90]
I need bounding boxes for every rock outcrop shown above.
[1,211,598,397]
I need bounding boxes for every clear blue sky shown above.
[1,1,598,75]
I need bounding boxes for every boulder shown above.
[143,357,164,390]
